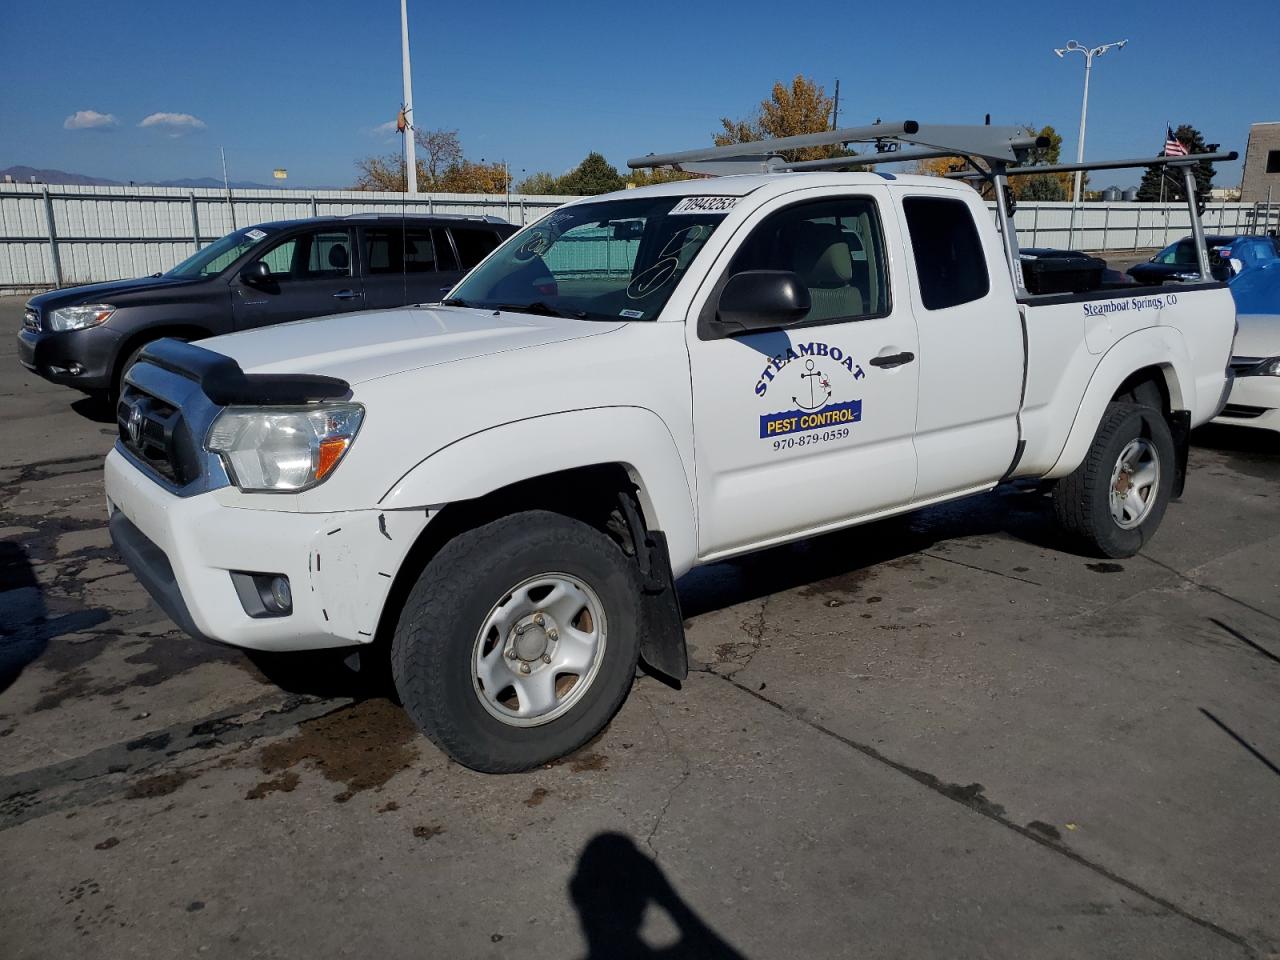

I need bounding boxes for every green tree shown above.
[517,171,560,195]
[555,152,626,196]
[1136,123,1217,203]
[1018,125,1068,201]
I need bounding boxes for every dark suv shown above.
[17,213,517,398]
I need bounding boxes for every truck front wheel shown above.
[1051,401,1175,558]
[391,510,642,773]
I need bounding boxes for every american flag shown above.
[1163,126,1188,157]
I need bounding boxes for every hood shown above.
[1232,311,1280,360]
[198,305,626,385]
[28,274,200,309]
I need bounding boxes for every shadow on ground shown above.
[570,832,748,960]
[0,540,110,694]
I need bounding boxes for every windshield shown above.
[446,194,733,321]
[166,226,276,278]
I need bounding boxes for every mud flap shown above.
[617,494,688,683]
[1168,410,1190,499]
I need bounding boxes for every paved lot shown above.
[2,293,1278,959]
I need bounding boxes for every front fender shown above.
[1045,327,1192,480]
[379,406,699,576]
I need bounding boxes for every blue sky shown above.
[2,0,1276,189]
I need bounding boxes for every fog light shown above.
[230,571,293,618]
[269,576,292,612]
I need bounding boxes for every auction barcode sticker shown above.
[669,196,739,215]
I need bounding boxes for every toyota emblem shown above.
[126,404,143,445]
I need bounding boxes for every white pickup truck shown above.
[105,153,1236,771]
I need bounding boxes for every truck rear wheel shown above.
[391,510,641,773]
[1051,401,1175,558]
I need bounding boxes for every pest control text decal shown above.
[755,341,865,447]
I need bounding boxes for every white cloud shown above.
[373,120,399,137]
[139,112,207,136]
[63,110,118,130]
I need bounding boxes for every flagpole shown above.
[400,0,418,195]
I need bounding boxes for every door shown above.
[361,225,461,308]
[686,188,921,558]
[232,227,364,329]
[894,193,1022,500]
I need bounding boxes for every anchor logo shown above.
[792,359,832,411]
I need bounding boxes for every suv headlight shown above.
[50,303,115,331]
[1240,357,1280,378]
[206,403,364,492]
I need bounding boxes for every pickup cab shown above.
[103,171,1236,772]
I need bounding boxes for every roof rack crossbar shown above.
[945,151,1238,179]
[628,122,1051,173]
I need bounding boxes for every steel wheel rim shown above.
[1109,437,1160,530]
[471,572,608,728]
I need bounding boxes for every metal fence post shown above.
[188,192,200,251]
[1100,205,1111,251]
[310,195,318,218]
[41,187,63,288]
[520,198,527,225]
[1030,204,1039,247]
[428,196,434,215]
[1134,207,1142,251]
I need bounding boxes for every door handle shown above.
[869,351,915,369]
[333,289,359,300]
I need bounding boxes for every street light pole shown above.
[1054,38,1126,247]
[400,0,418,195]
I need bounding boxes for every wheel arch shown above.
[370,408,696,667]
[1045,328,1193,480]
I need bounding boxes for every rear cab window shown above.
[901,196,990,310]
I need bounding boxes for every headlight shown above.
[1240,357,1280,378]
[50,303,115,331]
[206,403,364,492]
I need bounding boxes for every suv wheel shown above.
[391,510,641,772]
[1051,401,1175,558]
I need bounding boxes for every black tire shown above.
[391,510,642,773]
[1051,401,1175,558]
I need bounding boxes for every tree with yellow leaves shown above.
[714,75,848,163]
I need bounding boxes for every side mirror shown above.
[716,270,811,335]
[240,261,272,286]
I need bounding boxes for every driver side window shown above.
[730,197,890,324]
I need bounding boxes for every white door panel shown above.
[893,192,1023,500]
[686,186,920,557]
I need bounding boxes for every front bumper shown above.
[1212,375,1280,433]
[16,324,122,391]
[104,446,430,651]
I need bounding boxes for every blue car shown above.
[1220,235,1280,315]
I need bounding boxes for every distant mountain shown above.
[1,165,122,186]
[2,165,282,190]
[155,176,276,190]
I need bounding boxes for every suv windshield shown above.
[446,195,733,321]
[166,226,276,278]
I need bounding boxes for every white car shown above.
[1215,312,1280,433]
[102,147,1236,772]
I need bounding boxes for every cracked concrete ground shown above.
[2,295,1279,959]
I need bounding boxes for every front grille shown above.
[1220,403,1267,420]
[23,308,40,332]
[116,385,202,486]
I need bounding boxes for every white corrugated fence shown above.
[2,182,1276,292]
